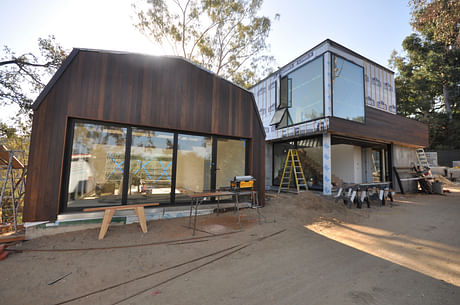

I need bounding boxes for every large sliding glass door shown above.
[216,138,246,190]
[128,129,174,204]
[67,122,127,208]
[64,120,248,211]
[175,134,212,203]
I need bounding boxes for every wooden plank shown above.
[0,145,24,169]
[83,202,159,212]
[0,233,25,244]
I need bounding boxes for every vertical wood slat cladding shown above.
[329,106,428,147]
[24,50,266,221]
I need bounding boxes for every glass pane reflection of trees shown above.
[128,129,174,204]
[67,122,127,208]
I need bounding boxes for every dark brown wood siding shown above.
[24,50,266,221]
[329,107,429,147]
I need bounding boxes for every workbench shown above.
[188,190,259,235]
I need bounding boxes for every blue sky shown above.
[0,0,414,121]
[0,0,414,66]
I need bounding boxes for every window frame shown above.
[276,54,325,129]
[330,53,366,124]
[61,118,250,212]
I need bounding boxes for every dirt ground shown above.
[1,186,460,305]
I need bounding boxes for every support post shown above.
[323,133,332,195]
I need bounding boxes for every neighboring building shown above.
[24,49,265,222]
[250,39,428,194]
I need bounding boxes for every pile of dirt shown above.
[262,191,353,226]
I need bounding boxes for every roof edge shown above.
[32,48,260,112]
[32,48,80,110]
[250,38,394,89]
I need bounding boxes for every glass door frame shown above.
[61,118,249,212]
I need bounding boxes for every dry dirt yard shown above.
[1,187,460,305]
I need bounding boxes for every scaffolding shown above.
[0,145,27,234]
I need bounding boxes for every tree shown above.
[0,36,68,129]
[132,0,277,88]
[410,0,460,47]
[410,0,460,123]
[390,1,460,149]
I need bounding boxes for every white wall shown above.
[331,144,362,183]
[265,143,273,188]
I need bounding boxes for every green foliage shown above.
[0,35,68,128]
[0,122,29,165]
[389,1,460,149]
[132,0,277,88]
[410,0,460,47]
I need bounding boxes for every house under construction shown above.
[23,49,265,222]
[250,39,428,194]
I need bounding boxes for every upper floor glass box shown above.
[332,55,365,123]
[278,55,324,127]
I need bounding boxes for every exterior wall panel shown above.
[329,107,429,147]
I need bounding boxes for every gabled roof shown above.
[31,48,265,137]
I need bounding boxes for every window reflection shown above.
[67,122,127,208]
[175,134,212,201]
[216,138,246,190]
[128,129,174,204]
[279,56,324,127]
[66,122,247,209]
[332,55,365,122]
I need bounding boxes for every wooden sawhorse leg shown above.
[99,209,115,240]
[135,206,148,233]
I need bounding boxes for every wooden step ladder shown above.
[278,149,308,194]
[415,148,430,170]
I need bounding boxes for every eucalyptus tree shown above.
[132,0,277,88]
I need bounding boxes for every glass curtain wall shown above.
[332,55,365,122]
[175,134,212,202]
[216,138,246,190]
[65,121,247,210]
[67,122,127,208]
[278,56,324,128]
[128,129,174,204]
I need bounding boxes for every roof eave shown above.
[32,48,80,111]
